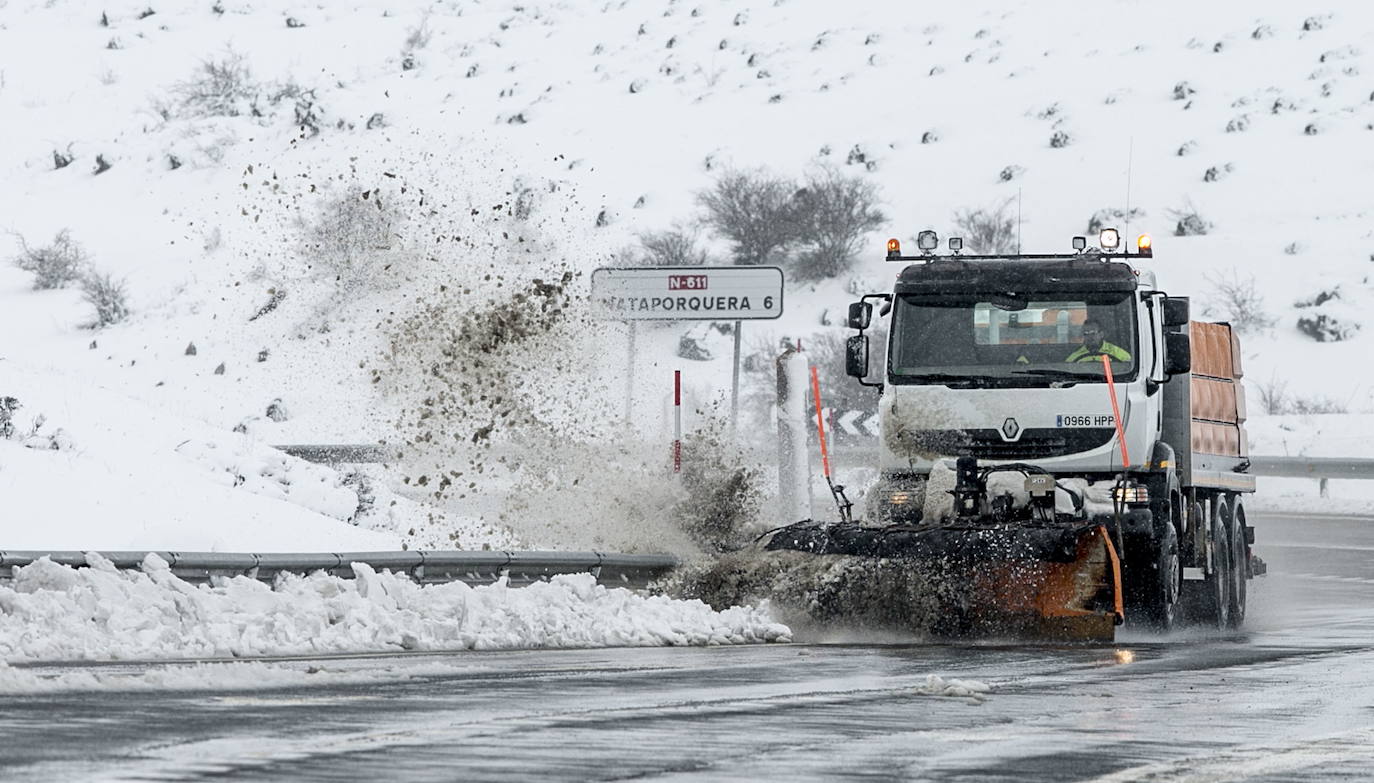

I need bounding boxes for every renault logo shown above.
[1002,417,1021,440]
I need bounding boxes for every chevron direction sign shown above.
[823,408,881,439]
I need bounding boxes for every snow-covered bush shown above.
[0,397,17,439]
[171,51,259,118]
[80,271,130,329]
[697,167,796,265]
[9,229,89,290]
[953,199,1016,254]
[789,166,886,281]
[1294,287,1361,342]
[1203,270,1276,334]
[1168,200,1212,236]
[636,226,709,266]
[1086,207,1145,235]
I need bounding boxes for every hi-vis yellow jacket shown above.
[1064,342,1132,363]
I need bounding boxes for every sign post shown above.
[591,266,784,430]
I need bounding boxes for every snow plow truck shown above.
[764,229,1260,641]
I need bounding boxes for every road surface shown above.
[2,510,1372,781]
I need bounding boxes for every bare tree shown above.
[952,199,1017,254]
[1204,270,1276,334]
[173,50,258,118]
[696,168,796,265]
[9,229,89,290]
[637,225,709,266]
[790,166,886,280]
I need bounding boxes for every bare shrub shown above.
[80,271,131,328]
[952,199,1016,254]
[0,397,17,440]
[9,229,89,290]
[173,51,259,118]
[1167,199,1212,236]
[636,225,709,266]
[697,168,796,265]
[1086,207,1146,235]
[1203,270,1276,334]
[404,14,433,51]
[1254,377,1346,415]
[789,166,886,281]
[269,82,322,136]
[302,189,405,290]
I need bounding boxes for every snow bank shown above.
[0,553,791,665]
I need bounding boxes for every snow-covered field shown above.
[2,0,1373,661]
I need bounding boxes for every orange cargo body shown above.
[1189,321,1246,457]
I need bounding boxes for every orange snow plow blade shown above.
[965,525,1124,641]
[761,521,1125,641]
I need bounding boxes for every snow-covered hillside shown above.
[3,0,1373,553]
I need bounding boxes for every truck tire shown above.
[1141,519,1181,632]
[1202,499,1233,629]
[1226,497,1248,628]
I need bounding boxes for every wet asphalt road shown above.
[2,510,1373,782]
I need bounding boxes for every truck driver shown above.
[1065,319,1132,363]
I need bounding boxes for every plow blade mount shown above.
[764,522,1124,641]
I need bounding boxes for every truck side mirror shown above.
[1165,331,1191,375]
[847,301,872,330]
[846,334,869,378]
[1163,297,1190,328]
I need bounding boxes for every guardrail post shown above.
[1320,477,1329,498]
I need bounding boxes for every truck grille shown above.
[898,428,1117,460]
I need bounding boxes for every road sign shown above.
[591,266,784,321]
[834,409,881,438]
[811,408,881,442]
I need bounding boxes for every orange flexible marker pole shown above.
[1101,355,1130,468]
[809,365,832,479]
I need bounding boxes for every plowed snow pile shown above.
[0,554,790,663]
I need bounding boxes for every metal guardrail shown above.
[273,444,389,463]
[0,550,680,589]
[1247,456,1374,480]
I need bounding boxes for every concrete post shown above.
[776,342,813,522]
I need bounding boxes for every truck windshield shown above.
[888,293,1138,386]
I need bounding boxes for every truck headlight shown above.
[1112,484,1150,507]
[888,490,917,507]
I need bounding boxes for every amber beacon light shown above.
[886,238,902,258]
[1137,233,1153,257]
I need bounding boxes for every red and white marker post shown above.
[673,369,682,475]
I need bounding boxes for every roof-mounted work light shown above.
[1136,233,1153,257]
[916,230,939,254]
[948,237,963,253]
[1072,236,1087,252]
[886,238,901,259]
[1099,228,1121,251]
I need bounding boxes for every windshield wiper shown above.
[906,373,992,386]
[1011,369,1100,379]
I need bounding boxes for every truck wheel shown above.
[1142,521,1181,632]
[1202,499,1233,629]
[1226,498,1248,628]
